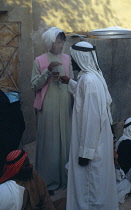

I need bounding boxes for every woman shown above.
[31,27,73,193]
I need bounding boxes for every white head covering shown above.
[70,42,100,72]
[0,180,24,210]
[123,117,131,138]
[116,117,131,151]
[42,27,63,51]
[70,41,112,125]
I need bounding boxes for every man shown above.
[116,117,131,174]
[0,150,66,210]
[60,41,118,210]
[114,117,131,203]
[31,27,73,193]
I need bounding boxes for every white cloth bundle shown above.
[0,180,25,210]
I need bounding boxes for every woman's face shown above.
[50,36,65,55]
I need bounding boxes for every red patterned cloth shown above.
[0,150,27,183]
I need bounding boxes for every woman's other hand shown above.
[48,62,62,72]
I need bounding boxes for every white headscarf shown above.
[116,117,131,151]
[42,27,63,51]
[0,180,24,210]
[70,41,113,125]
[123,117,131,138]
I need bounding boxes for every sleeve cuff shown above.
[68,79,77,94]
[41,68,49,75]
[47,70,52,76]
[41,69,52,79]
[79,146,95,160]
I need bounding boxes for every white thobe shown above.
[66,72,118,210]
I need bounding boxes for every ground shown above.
[22,140,131,210]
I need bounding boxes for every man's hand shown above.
[78,157,90,166]
[59,76,70,84]
[114,151,118,165]
[48,62,62,72]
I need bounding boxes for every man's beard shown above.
[14,167,33,181]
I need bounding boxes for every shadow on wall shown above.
[2,0,32,10]
[2,0,128,32]
[32,0,122,32]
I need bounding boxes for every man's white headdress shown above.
[70,41,113,125]
[123,117,131,139]
[116,117,131,151]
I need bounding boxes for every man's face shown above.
[50,36,65,55]
[71,57,81,72]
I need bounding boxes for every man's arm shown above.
[35,171,56,210]
[78,81,101,161]
[60,76,77,95]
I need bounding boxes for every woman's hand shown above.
[48,62,62,72]
[59,76,70,84]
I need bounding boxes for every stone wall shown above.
[86,38,131,123]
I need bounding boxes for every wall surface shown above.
[86,38,131,123]
[0,0,36,144]
[32,0,131,32]
[0,0,131,145]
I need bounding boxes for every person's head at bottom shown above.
[0,150,32,183]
